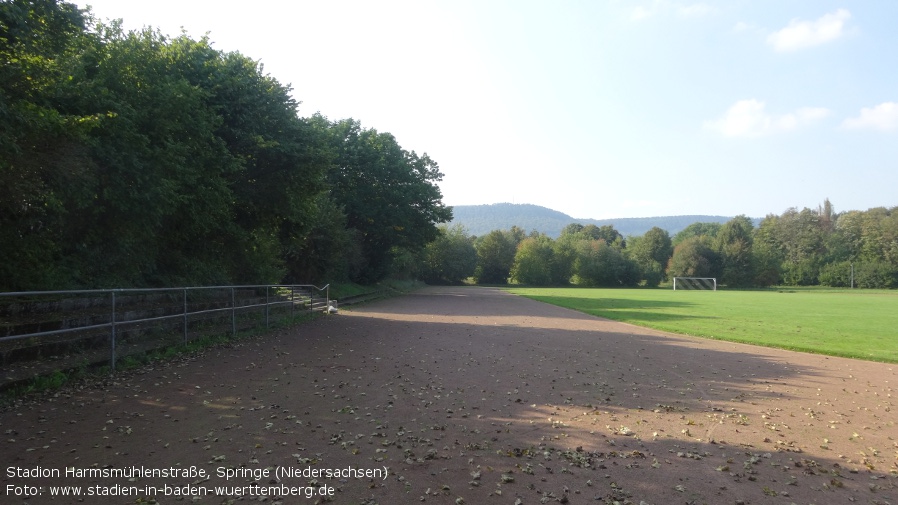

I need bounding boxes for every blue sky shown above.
[76,0,898,219]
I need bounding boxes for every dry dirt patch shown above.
[1,286,896,504]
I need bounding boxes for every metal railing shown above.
[0,284,329,383]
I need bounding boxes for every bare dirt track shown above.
[2,286,896,505]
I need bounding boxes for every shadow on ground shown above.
[0,286,895,505]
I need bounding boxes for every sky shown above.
[75,0,898,220]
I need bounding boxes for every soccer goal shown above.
[673,277,717,291]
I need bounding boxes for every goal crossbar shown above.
[673,277,717,291]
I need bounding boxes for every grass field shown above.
[505,287,898,363]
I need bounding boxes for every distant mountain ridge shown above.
[450,203,752,238]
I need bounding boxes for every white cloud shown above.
[842,102,898,131]
[705,99,830,137]
[767,9,851,52]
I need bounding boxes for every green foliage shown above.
[551,231,581,285]
[781,258,821,286]
[854,260,898,288]
[476,203,898,290]
[667,236,722,279]
[759,207,826,285]
[313,115,452,284]
[818,260,853,287]
[715,215,755,287]
[580,224,626,248]
[510,235,556,286]
[386,246,423,281]
[751,216,783,286]
[422,225,477,285]
[560,223,584,236]
[0,0,93,289]
[282,195,363,283]
[570,239,639,287]
[627,227,672,287]
[751,240,782,287]
[0,3,451,290]
[474,229,520,284]
[672,222,722,246]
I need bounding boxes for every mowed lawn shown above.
[506,287,898,363]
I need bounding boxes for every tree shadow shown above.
[1,286,895,504]
[370,285,708,324]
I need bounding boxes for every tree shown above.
[1,11,332,289]
[758,207,828,285]
[0,0,94,289]
[672,222,722,246]
[627,227,672,287]
[510,235,555,286]
[581,224,625,248]
[715,216,755,287]
[70,26,251,286]
[560,223,584,236]
[422,225,477,285]
[282,194,364,283]
[571,239,640,287]
[314,116,452,283]
[1,2,455,290]
[667,236,722,279]
[474,229,520,284]
[551,231,581,285]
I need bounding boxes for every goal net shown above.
[673,277,717,291]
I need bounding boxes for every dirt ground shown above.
[1,286,896,505]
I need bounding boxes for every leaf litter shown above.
[1,287,896,504]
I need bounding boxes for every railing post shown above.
[265,286,270,328]
[231,287,236,337]
[183,288,188,345]
[110,291,117,372]
[290,286,295,322]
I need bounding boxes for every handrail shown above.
[0,283,331,373]
[0,284,331,298]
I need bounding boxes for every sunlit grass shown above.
[505,287,898,363]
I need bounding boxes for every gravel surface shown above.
[1,286,896,504]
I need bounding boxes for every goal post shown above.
[673,277,717,291]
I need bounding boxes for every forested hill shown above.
[450,203,747,237]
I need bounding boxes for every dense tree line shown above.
[0,0,449,290]
[424,200,898,289]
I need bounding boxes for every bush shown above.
[571,240,640,287]
[781,259,820,286]
[819,260,898,288]
[855,261,898,288]
[818,261,852,287]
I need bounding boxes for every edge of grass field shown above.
[504,287,898,364]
